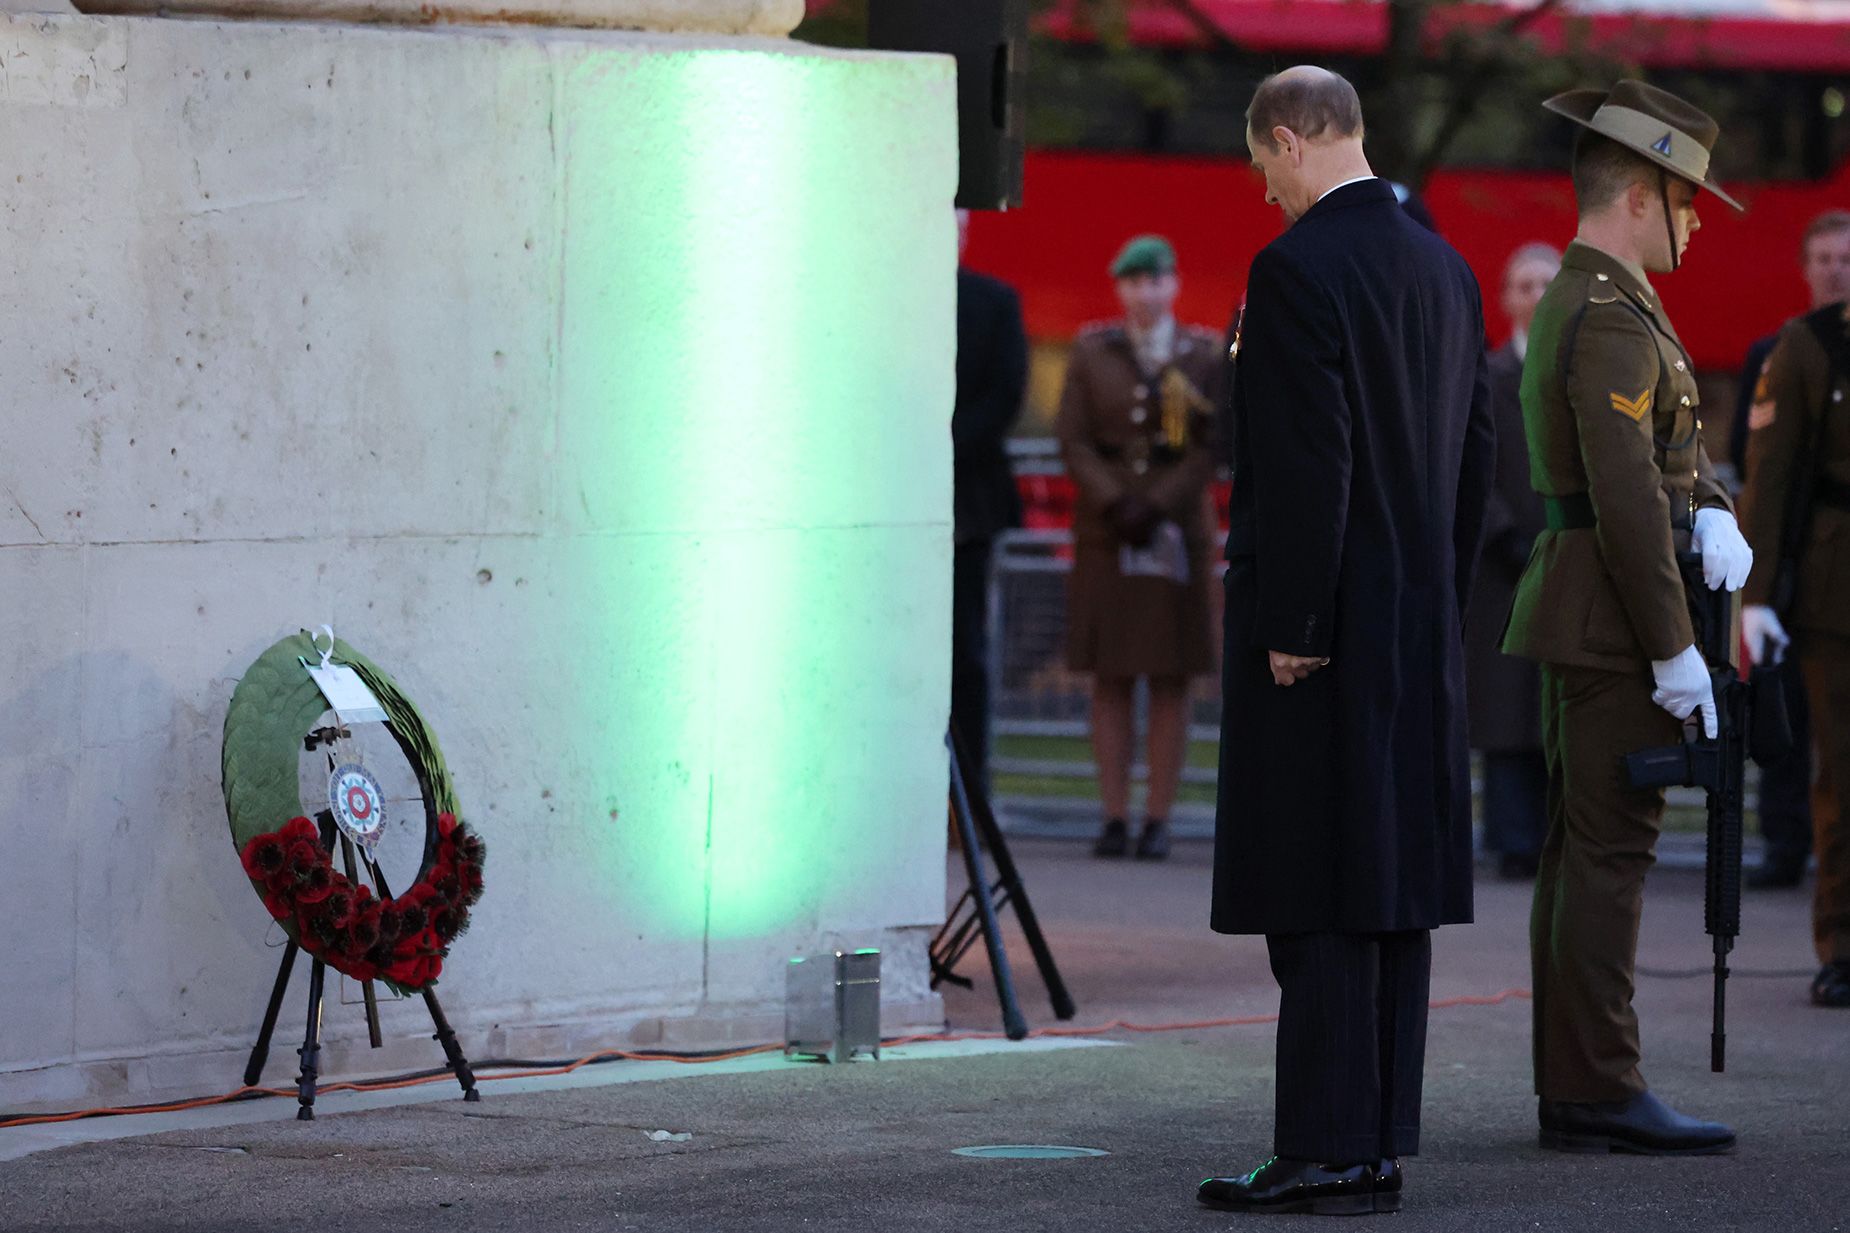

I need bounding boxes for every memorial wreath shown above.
[223,633,485,993]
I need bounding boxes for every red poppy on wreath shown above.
[239,812,485,993]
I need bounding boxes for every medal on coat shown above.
[1160,368,1213,450]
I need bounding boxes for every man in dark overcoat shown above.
[952,210,1029,793]
[1199,66,1494,1217]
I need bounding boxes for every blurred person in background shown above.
[952,209,1029,795]
[1467,243,1561,881]
[1725,211,1850,888]
[1736,261,1850,1008]
[1056,234,1220,861]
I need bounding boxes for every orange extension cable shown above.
[0,987,1531,1132]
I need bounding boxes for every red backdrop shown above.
[963,150,1850,370]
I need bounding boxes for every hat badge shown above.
[1651,131,1674,156]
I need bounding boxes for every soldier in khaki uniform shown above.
[1736,307,1850,1007]
[1501,82,1753,1154]
[1056,234,1221,861]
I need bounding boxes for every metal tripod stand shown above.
[930,725,1075,1039]
[242,813,479,1120]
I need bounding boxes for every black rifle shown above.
[1621,553,1748,1073]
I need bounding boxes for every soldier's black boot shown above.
[1812,962,1850,1007]
[1196,1156,1382,1216]
[1538,1090,1735,1155]
[1134,817,1170,860]
[1091,817,1128,858]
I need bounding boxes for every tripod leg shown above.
[337,834,384,1049]
[244,940,300,1087]
[422,987,480,1101]
[296,957,327,1121]
[948,731,1029,1040]
[952,725,1077,1021]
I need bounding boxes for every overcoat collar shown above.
[1295,177,1397,226]
[1562,239,1660,318]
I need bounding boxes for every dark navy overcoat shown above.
[1211,179,1495,935]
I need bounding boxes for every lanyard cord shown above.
[1660,167,1680,274]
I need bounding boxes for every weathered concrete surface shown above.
[0,15,956,1110]
[1,847,1840,1231]
[71,0,803,35]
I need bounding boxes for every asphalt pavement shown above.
[3,837,1843,1232]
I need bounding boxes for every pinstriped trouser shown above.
[1265,930,1432,1163]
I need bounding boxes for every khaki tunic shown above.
[1055,320,1220,678]
[1739,312,1850,635]
[1500,240,1733,1103]
[1738,309,1850,965]
[1501,241,1731,670]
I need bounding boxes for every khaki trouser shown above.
[1532,664,1681,1103]
[1801,634,1850,965]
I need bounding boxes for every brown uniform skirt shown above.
[1064,541,1215,680]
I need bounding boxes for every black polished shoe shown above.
[1538,1090,1735,1155]
[1133,818,1171,861]
[1091,818,1128,858]
[1746,850,1807,889]
[1373,1158,1402,1213]
[1812,962,1850,1007]
[1196,1156,1382,1216]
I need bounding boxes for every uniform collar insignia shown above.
[1563,240,1656,312]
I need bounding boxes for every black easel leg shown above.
[948,732,1030,1040]
[336,834,384,1049]
[244,941,300,1087]
[951,727,1077,1021]
[422,988,480,1101]
[296,957,327,1121]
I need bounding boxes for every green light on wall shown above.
[557,45,956,945]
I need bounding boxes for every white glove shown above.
[1652,644,1718,738]
[1743,604,1791,666]
[1692,508,1753,592]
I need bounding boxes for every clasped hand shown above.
[1269,651,1329,687]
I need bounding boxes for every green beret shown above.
[1110,234,1177,279]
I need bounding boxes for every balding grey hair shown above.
[1503,243,1562,284]
[1246,69,1365,153]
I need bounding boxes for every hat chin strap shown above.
[1660,168,1680,273]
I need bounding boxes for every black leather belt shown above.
[1817,475,1850,510]
[1544,492,1596,531]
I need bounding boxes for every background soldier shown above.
[1501,81,1752,1154]
[1736,302,1850,1008]
[1468,242,1561,881]
[1726,211,1850,888]
[1055,234,1220,861]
